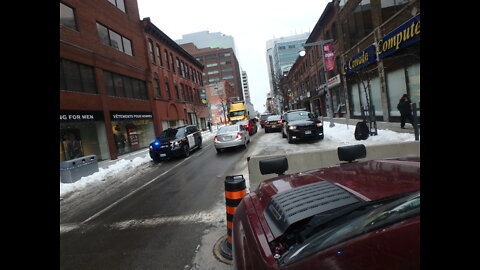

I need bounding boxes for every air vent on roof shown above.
[264,181,360,238]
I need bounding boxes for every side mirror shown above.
[259,156,289,176]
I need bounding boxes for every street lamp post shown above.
[299,39,335,127]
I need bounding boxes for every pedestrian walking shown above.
[397,94,414,129]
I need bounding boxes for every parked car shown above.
[237,119,258,135]
[259,113,272,129]
[281,109,323,143]
[149,125,202,161]
[214,124,250,153]
[264,115,282,133]
[232,146,420,270]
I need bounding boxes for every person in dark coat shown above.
[397,94,414,129]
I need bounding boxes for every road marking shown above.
[81,144,213,224]
[61,201,225,234]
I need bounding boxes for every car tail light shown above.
[214,136,219,142]
[236,132,242,139]
[278,120,283,124]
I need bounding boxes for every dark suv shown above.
[149,125,202,161]
[232,146,420,270]
[281,109,323,143]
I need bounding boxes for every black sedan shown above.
[149,125,202,161]
[281,109,323,143]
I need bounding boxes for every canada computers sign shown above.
[343,14,420,75]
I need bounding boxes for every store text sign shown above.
[343,14,420,75]
[60,111,102,121]
[111,112,153,120]
[377,13,420,59]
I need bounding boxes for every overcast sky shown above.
[137,0,330,114]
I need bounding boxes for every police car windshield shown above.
[158,127,186,139]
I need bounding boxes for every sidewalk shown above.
[322,117,419,135]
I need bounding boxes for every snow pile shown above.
[60,153,152,197]
[323,123,415,146]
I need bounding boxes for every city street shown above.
[60,129,255,269]
[60,122,416,269]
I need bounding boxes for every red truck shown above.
[232,145,420,270]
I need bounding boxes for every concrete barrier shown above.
[247,141,420,191]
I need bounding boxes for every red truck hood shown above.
[250,157,420,242]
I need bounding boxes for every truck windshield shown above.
[229,111,245,117]
[280,191,420,265]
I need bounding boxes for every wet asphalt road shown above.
[60,132,257,269]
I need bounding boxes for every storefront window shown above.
[386,68,407,117]
[406,63,420,116]
[369,76,383,117]
[112,119,155,156]
[350,83,361,116]
[60,112,110,161]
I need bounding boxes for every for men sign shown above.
[60,110,103,121]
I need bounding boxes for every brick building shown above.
[180,43,244,101]
[60,0,153,161]
[142,18,208,134]
[60,0,206,162]
[286,1,341,117]
[204,81,236,125]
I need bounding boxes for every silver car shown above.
[214,124,250,153]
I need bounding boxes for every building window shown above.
[165,79,172,100]
[60,58,97,94]
[180,61,186,78]
[154,73,161,98]
[103,70,147,100]
[386,68,407,117]
[60,2,77,31]
[96,22,133,56]
[180,83,186,101]
[174,83,180,100]
[205,54,217,60]
[164,50,170,70]
[148,40,155,64]
[107,0,126,13]
[156,45,163,66]
[176,58,181,76]
[170,53,175,72]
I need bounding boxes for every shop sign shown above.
[327,74,341,88]
[377,13,420,59]
[343,44,377,75]
[343,14,420,75]
[111,111,153,120]
[60,110,103,121]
